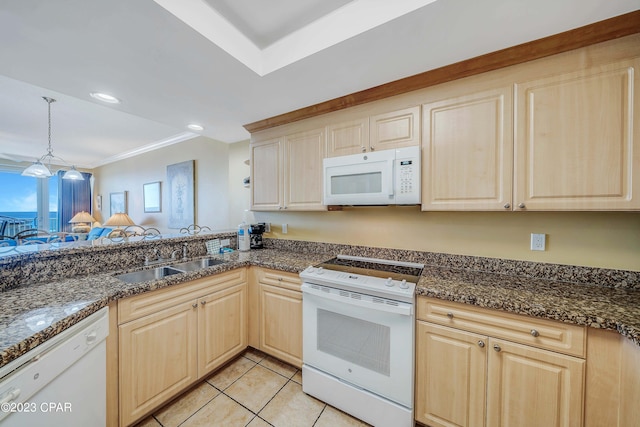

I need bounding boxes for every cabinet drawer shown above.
[118,268,247,324]
[256,268,301,292]
[417,297,586,358]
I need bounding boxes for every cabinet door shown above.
[370,106,420,151]
[422,87,513,210]
[119,301,198,426]
[259,283,303,367]
[251,137,283,210]
[486,339,585,427]
[284,128,327,210]
[198,283,247,376]
[415,321,487,427]
[514,58,640,210]
[326,117,369,157]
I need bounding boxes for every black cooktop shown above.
[315,256,424,283]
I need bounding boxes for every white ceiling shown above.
[0,0,637,169]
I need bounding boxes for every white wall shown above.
[227,140,253,227]
[93,137,639,271]
[94,136,231,232]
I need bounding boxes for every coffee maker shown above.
[249,223,266,249]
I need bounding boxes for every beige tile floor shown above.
[134,348,371,427]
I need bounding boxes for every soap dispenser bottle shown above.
[237,221,250,252]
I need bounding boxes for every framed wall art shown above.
[166,160,194,229]
[110,191,127,217]
[143,181,161,213]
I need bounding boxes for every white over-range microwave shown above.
[323,146,421,205]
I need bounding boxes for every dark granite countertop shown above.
[415,265,640,347]
[0,249,328,368]
[1,248,639,368]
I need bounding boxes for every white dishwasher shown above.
[0,306,109,427]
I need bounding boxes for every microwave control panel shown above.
[394,146,421,204]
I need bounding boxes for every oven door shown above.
[302,283,414,408]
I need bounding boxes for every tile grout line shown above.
[145,352,300,427]
[312,405,328,427]
[159,356,260,427]
[171,385,221,427]
[221,375,292,422]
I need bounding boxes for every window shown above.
[0,170,59,234]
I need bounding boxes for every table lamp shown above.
[69,211,96,233]
[104,213,135,237]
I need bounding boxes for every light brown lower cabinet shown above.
[117,268,247,427]
[415,297,586,427]
[584,328,640,427]
[253,267,303,368]
[108,270,640,427]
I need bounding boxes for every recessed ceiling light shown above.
[90,92,121,104]
[187,124,204,131]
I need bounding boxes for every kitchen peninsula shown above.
[1,233,639,426]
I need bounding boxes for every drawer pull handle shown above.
[201,300,206,306]
[530,329,540,337]
[493,344,501,352]
[446,312,454,319]
[518,202,526,209]
[477,340,485,348]
[503,203,511,209]
[192,303,198,308]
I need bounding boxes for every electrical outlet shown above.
[264,223,271,233]
[220,239,230,247]
[530,233,546,251]
[282,223,288,234]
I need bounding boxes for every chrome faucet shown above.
[144,247,179,266]
[182,243,188,261]
[144,248,159,266]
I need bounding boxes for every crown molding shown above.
[244,10,640,133]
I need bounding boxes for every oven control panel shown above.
[300,266,416,303]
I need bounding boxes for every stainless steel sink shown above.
[115,266,184,283]
[171,257,226,272]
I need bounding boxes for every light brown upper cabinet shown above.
[284,128,327,210]
[422,48,640,211]
[251,127,327,211]
[251,137,283,211]
[514,57,640,210]
[327,106,420,157]
[422,86,513,210]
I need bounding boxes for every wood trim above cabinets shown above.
[243,10,640,133]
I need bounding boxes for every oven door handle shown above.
[302,284,413,316]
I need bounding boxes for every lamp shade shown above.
[69,211,96,233]
[69,211,96,224]
[22,161,53,178]
[62,166,84,180]
[104,213,135,227]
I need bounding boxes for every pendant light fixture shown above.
[21,97,84,180]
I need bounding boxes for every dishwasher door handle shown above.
[0,387,21,405]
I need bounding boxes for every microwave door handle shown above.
[388,158,395,198]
